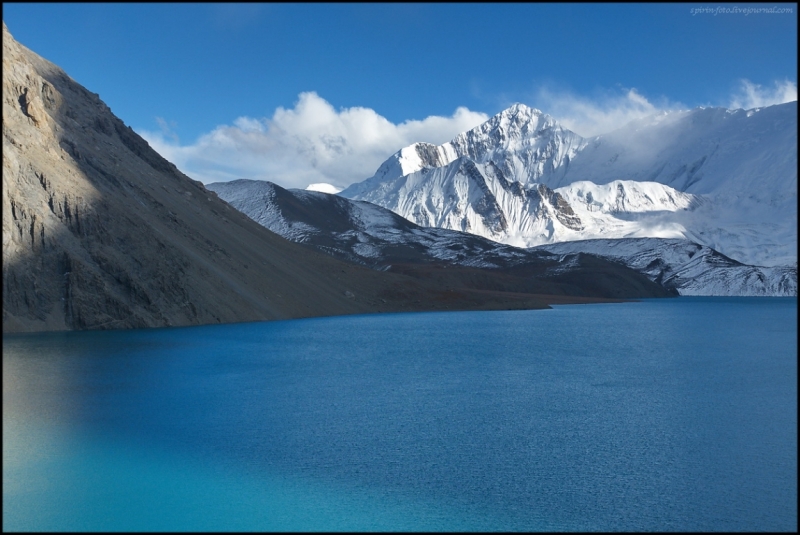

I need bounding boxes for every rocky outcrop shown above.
[536,184,582,231]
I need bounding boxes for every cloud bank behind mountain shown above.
[139,81,797,190]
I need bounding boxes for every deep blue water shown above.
[3,297,797,531]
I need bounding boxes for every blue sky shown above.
[4,3,797,189]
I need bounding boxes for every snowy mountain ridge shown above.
[344,155,704,249]
[536,239,796,297]
[344,104,585,198]
[208,179,796,297]
[341,102,797,268]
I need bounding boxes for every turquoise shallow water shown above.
[3,297,797,531]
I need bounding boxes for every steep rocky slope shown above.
[3,23,568,333]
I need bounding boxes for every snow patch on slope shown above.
[306,183,343,194]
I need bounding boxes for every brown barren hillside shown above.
[2,23,667,333]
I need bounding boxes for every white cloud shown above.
[524,79,796,137]
[138,92,488,189]
[728,79,798,110]
[139,81,797,190]
[529,86,683,137]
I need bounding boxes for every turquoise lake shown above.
[3,297,797,531]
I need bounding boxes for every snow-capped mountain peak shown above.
[444,104,585,184]
[342,102,586,199]
[342,101,796,268]
[451,103,556,143]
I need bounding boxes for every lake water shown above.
[3,297,797,531]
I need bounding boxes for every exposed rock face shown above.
[536,184,582,231]
[6,22,560,333]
